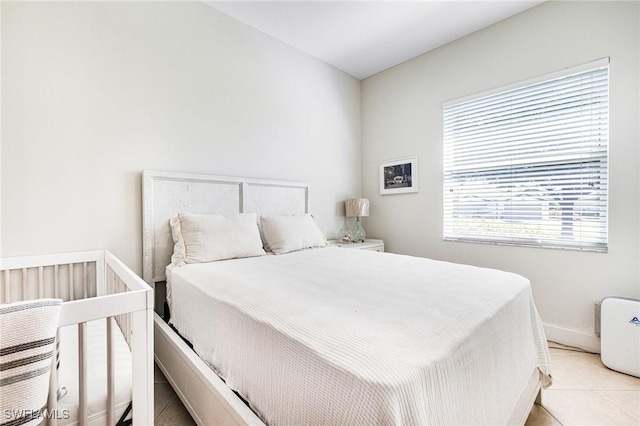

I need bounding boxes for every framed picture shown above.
[379,156,418,195]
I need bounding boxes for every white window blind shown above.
[443,60,609,251]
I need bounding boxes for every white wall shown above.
[1,2,361,273]
[362,1,639,348]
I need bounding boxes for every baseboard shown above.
[543,322,601,354]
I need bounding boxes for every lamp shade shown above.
[345,198,370,218]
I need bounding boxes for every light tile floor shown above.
[525,342,640,425]
[154,342,640,425]
[154,364,196,426]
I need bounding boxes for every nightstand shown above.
[328,239,385,252]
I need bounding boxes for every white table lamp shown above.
[345,198,369,243]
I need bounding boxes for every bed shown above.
[0,250,154,425]
[143,170,552,425]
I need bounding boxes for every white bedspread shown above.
[168,247,551,425]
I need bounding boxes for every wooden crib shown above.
[0,250,154,426]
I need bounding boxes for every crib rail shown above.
[0,251,153,426]
[0,260,98,304]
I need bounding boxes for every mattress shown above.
[57,319,132,425]
[168,247,552,425]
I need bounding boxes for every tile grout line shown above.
[542,407,564,426]
[539,391,564,425]
[595,389,640,421]
[156,395,196,425]
[540,402,563,425]
[154,388,176,420]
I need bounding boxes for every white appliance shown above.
[600,297,640,378]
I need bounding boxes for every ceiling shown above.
[204,1,545,80]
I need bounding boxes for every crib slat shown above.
[22,268,28,301]
[107,317,116,426]
[54,265,59,299]
[96,258,106,297]
[107,267,111,295]
[38,266,45,298]
[3,270,9,303]
[78,322,88,426]
[47,330,60,426]
[69,264,74,301]
[83,262,88,299]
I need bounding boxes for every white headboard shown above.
[142,170,310,284]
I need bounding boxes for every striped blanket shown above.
[0,299,62,426]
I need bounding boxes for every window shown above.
[443,59,609,251]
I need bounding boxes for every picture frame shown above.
[379,156,418,195]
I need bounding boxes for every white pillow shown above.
[169,214,187,266]
[171,212,266,264]
[260,214,326,255]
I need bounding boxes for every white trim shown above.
[442,57,610,107]
[543,322,601,354]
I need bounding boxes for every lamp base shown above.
[353,217,366,243]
